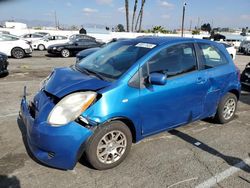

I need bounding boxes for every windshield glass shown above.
[76,40,155,81]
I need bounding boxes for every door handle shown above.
[197,77,206,84]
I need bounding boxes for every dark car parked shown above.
[76,38,128,63]
[0,52,9,77]
[47,38,103,58]
[241,62,250,90]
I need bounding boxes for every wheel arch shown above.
[228,89,240,99]
[102,117,137,143]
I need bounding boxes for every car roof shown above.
[126,36,214,46]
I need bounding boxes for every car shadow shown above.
[0,175,20,188]
[169,129,250,173]
[0,72,9,78]
[45,54,58,58]
[16,116,66,171]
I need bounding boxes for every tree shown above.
[116,24,125,32]
[131,0,138,32]
[138,0,146,32]
[192,30,200,35]
[201,23,212,33]
[125,0,129,32]
[134,0,146,32]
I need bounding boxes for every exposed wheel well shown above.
[229,89,240,99]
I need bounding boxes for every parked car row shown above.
[0,33,103,59]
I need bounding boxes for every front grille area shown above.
[29,102,36,118]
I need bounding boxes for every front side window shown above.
[142,43,197,78]
[198,43,228,69]
[77,41,155,81]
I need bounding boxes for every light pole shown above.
[181,2,187,37]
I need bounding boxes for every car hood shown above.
[44,66,111,98]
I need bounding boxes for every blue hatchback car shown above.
[20,37,241,170]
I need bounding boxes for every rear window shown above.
[198,43,228,69]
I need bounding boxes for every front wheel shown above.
[61,49,70,58]
[11,47,25,59]
[85,121,132,170]
[214,93,238,124]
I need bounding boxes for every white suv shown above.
[0,34,32,59]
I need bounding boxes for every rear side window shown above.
[144,43,197,78]
[198,43,228,69]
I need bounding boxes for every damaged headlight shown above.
[48,92,97,126]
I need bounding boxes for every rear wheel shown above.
[214,93,238,124]
[11,47,25,59]
[85,121,132,170]
[61,49,70,58]
[38,44,45,51]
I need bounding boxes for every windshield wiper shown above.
[75,65,105,80]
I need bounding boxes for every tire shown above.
[11,47,25,59]
[214,93,238,124]
[38,44,45,51]
[61,49,70,58]
[85,121,132,170]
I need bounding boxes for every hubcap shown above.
[223,98,236,120]
[97,130,127,164]
[39,45,45,50]
[62,50,69,57]
[13,49,23,58]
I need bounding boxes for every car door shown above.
[139,43,208,136]
[196,42,233,117]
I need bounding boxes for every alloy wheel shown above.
[96,130,127,164]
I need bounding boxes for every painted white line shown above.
[0,113,19,118]
[167,177,198,188]
[195,158,250,188]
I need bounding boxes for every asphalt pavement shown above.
[0,51,249,188]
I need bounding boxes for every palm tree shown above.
[134,0,146,32]
[138,0,146,32]
[125,0,129,32]
[131,0,138,32]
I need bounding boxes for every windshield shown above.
[76,40,155,81]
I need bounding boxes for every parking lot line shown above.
[195,157,250,188]
[167,177,198,188]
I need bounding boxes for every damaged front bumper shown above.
[20,87,93,170]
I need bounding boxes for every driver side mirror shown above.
[148,72,167,85]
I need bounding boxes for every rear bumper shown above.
[20,91,93,170]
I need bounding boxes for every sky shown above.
[0,0,250,29]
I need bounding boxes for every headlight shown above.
[48,92,97,126]
[53,47,57,50]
